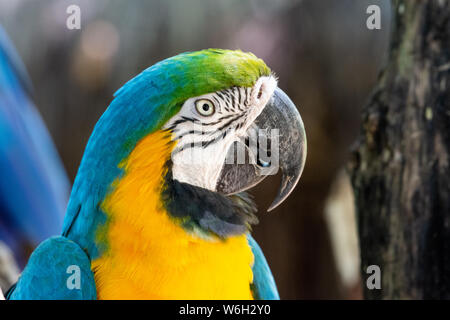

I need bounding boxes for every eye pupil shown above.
[202,104,209,111]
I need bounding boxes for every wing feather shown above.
[247,234,280,300]
[7,236,96,300]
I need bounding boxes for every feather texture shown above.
[92,130,255,299]
[0,27,69,265]
[7,236,96,300]
[63,49,270,259]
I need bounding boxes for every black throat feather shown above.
[161,161,258,239]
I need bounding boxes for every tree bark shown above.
[350,0,450,299]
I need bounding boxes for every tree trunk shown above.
[350,0,450,299]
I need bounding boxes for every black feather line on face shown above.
[161,161,258,238]
[170,112,246,157]
[166,117,196,131]
[172,114,237,139]
[229,88,236,112]
[216,113,244,131]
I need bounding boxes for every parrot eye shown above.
[195,99,215,117]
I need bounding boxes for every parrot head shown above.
[63,49,306,255]
[164,64,306,212]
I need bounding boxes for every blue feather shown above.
[7,236,96,299]
[0,26,69,265]
[247,234,280,300]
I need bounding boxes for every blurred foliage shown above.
[0,0,391,298]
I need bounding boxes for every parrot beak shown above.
[216,87,307,211]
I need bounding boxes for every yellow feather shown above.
[92,130,254,299]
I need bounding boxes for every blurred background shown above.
[0,0,391,299]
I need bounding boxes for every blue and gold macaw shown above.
[0,27,69,267]
[7,49,306,300]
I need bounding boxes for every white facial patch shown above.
[164,75,277,191]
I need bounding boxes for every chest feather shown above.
[91,131,254,299]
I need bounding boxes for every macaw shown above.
[0,26,69,267]
[7,49,306,300]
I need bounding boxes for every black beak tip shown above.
[216,87,307,212]
[265,88,307,212]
